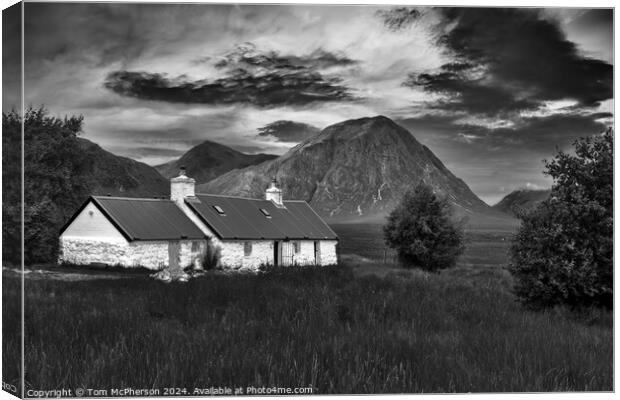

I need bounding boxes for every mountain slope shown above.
[79,138,169,197]
[155,140,277,183]
[492,189,551,216]
[198,116,493,220]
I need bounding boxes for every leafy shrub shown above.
[201,240,221,270]
[509,129,613,309]
[383,183,464,272]
[3,107,90,265]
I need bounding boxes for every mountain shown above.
[198,116,494,220]
[155,140,277,183]
[79,138,169,197]
[257,120,321,142]
[492,189,551,216]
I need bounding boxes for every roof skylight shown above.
[259,208,271,218]
[213,205,225,215]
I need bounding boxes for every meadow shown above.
[2,223,613,394]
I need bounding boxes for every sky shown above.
[3,3,614,204]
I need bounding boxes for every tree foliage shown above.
[2,110,22,265]
[509,129,613,309]
[3,107,92,265]
[383,183,464,271]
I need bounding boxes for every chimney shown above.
[170,166,195,205]
[265,178,283,206]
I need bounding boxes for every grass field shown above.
[2,223,613,394]
[332,223,514,267]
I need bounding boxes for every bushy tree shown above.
[2,110,22,265]
[509,129,613,309]
[383,183,464,271]
[2,107,91,265]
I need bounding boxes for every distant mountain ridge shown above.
[492,189,551,216]
[79,138,169,197]
[155,140,277,183]
[199,115,494,220]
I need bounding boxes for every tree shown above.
[2,109,22,265]
[509,129,613,309]
[2,107,92,265]
[383,183,464,271]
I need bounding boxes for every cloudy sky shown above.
[5,3,613,204]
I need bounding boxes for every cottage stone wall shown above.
[128,239,207,269]
[319,240,339,265]
[219,240,273,270]
[59,238,131,266]
[59,238,207,270]
[292,240,318,266]
[280,240,338,266]
[179,240,207,268]
[214,239,338,270]
[127,241,168,269]
[60,237,336,270]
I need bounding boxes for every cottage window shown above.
[293,241,301,254]
[191,241,200,252]
[244,241,252,256]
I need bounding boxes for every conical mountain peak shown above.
[155,140,277,183]
[198,116,490,220]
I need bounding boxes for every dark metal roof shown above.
[186,194,338,240]
[60,196,206,241]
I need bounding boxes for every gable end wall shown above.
[61,201,127,242]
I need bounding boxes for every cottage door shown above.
[281,241,294,266]
[168,240,182,277]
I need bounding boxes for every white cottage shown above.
[59,168,338,270]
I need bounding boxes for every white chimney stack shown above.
[265,178,283,206]
[170,166,195,205]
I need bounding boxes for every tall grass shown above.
[12,263,612,394]
[3,275,22,396]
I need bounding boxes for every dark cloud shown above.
[404,70,539,116]
[104,69,354,107]
[405,111,610,156]
[257,120,321,142]
[405,8,613,116]
[24,3,153,69]
[377,7,422,31]
[104,44,358,107]
[473,113,611,154]
[214,43,357,70]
